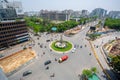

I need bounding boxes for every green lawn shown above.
[51,41,72,52]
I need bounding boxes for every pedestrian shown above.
[43,52,45,55]
[41,54,43,57]
[89,53,91,55]
[46,66,49,70]
[52,73,55,77]
[55,58,57,61]
[78,74,81,77]
[45,46,46,48]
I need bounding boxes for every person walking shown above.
[55,58,57,61]
[89,53,91,55]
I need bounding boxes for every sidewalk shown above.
[0,41,31,58]
[88,40,112,80]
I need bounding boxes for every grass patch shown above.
[51,41,72,52]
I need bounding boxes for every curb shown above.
[49,41,73,54]
[88,40,112,80]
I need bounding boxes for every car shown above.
[74,45,76,48]
[59,55,68,63]
[72,48,76,53]
[44,60,51,65]
[23,70,32,76]
[46,40,50,42]
[80,46,82,48]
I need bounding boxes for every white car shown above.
[72,48,76,53]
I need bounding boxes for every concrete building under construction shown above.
[0,0,29,50]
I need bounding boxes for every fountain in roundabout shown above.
[50,34,73,53]
[55,35,67,48]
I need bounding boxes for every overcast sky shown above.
[8,0,120,12]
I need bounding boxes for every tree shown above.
[82,69,93,78]
[89,33,101,40]
[91,67,97,73]
[111,55,120,72]
[25,17,80,33]
[104,18,120,30]
[82,67,98,80]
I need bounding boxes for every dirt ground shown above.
[0,48,36,73]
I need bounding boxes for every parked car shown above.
[44,60,51,65]
[23,70,32,76]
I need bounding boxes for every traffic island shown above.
[50,41,73,53]
[0,48,36,75]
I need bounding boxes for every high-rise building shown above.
[7,1,24,16]
[0,0,29,50]
[40,11,70,21]
[90,8,107,18]
[62,9,74,17]
[108,11,120,19]
[71,11,81,18]
[0,8,17,20]
[24,11,39,17]
[0,0,8,9]
[0,0,23,17]
[81,10,89,17]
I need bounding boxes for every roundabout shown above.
[50,40,73,53]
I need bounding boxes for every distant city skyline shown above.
[8,0,120,12]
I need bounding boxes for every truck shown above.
[58,55,68,63]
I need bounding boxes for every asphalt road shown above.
[8,21,110,80]
[92,31,120,80]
